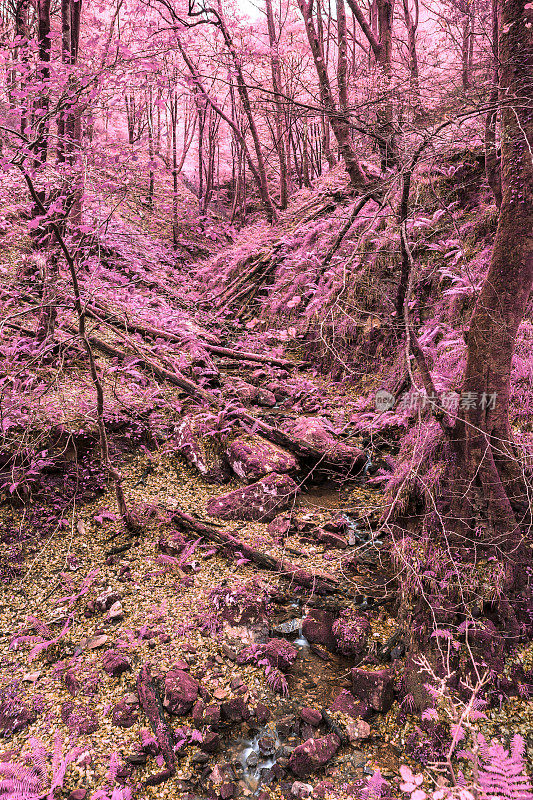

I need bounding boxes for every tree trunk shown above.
[484,0,501,207]
[448,0,533,550]
[265,0,290,208]
[297,0,367,187]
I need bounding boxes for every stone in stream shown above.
[220,697,251,722]
[226,434,299,482]
[163,669,199,715]
[288,733,341,778]
[351,668,394,713]
[206,473,298,522]
[175,414,231,484]
[280,416,366,472]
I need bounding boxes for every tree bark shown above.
[448,0,533,549]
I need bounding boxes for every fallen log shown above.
[62,323,215,405]
[204,344,299,369]
[137,664,176,786]
[169,507,340,594]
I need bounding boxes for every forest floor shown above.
[0,165,532,800]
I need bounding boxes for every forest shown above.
[0,0,532,797]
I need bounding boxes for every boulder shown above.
[288,733,341,778]
[280,417,366,473]
[226,435,299,482]
[301,609,337,652]
[175,415,231,484]
[329,690,369,720]
[332,610,370,657]
[201,731,221,753]
[206,473,298,522]
[351,668,394,713]
[261,639,298,672]
[163,669,199,716]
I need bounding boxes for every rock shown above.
[95,590,121,613]
[220,782,236,799]
[291,781,313,798]
[68,791,87,800]
[64,669,80,696]
[223,376,259,405]
[61,702,99,735]
[204,704,221,727]
[0,700,36,738]
[102,650,131,677]
[280,417,366,473]
[163,669,199,715]
[346,719,371,742]
[226,435,299,482]
[254,703,270,724]
[201,731,220,753]
[111,699,139,728]
[314,529,348,549]
[267,515,292,537]
[106,601,123,622]
[329,690,369,720]
[258,735,277,757]
[206,473,298,522]
[192,699,206,724]
[261,639,298,672]
[301,609,337,652]
[299,708,322,727]
[221,698,250,722]
[86,634,108,650]
[332,610,370,657]
[351,668,394,713]
[256,388,277,407]
[288,733,341,778]
[176,415,231,484]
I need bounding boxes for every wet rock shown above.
[332,610,370,657]
[163,669,199,716]
[111,698,139,728]
[346,719,371,742]
[207,473,298,522]
[280,417,366,473]
[291,781,313,798]
[258,735,277,757]
[301,609,337,652]
[193,752,210,765]
[176,415,231,484]
[201,731,221,753]
[255,703,270,724]
[226,435,299,482]
[299,708,322,727]
[0,699,36,738]
[351,668,394,713]
[95,590,121,613]
[246,752,259,768]
[288,733,341,778]
[102,650,131,677]
[323,515,349,535]
[329,690,369,720]
[221,698,250,722]
[220,782,236,799]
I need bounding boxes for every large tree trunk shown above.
[448,0,533,551]
[265,0,290,209]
